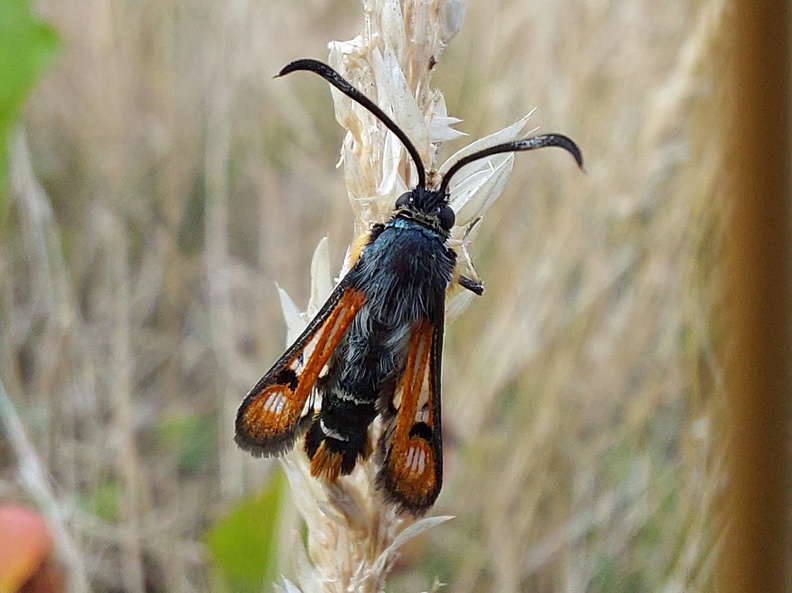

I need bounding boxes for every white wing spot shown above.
[264,391,287,415]
[406,444,427,475]
[290,335,320,372]
[405,445,415,470]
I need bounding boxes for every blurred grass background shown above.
[0,0,729,591]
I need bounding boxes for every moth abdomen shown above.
[304,397,376,479]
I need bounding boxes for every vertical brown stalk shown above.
[726,2,789,593]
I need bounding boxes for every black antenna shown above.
[439,134,584,197]
[278,59,427,189]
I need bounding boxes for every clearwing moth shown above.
[235,59,583,515]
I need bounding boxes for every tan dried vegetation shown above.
[1,0,728,591]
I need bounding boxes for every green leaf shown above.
[158,413,215,475]
[80,480,121,521]
[205,472,286,593]
[0,0,60,206]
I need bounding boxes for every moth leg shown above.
[459,275,484,295]
[459,217,484,295]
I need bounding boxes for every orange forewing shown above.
[379,318,442,513]
[235,287,366,456]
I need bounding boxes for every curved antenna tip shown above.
[439,133,585,196]
[536,133,584,170]
[272,58,427,188]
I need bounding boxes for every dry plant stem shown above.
[205,47,241,500]
[100,189,147,593]
[275,0,547,590]
[5,132,93,593]
[276,1,472,591]
[0,379,93,593]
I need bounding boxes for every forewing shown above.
[235,281,366,457]
[377,316,444,515]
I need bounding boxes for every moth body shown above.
[305,208,456,482]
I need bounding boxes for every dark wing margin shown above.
[376,314,445,516]
[235,278,366,458]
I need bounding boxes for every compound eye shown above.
[438,204,455,230]
[395,192,412,208]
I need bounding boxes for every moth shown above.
[235,58,583,515]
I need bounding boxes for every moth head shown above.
[395,189,456,231]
